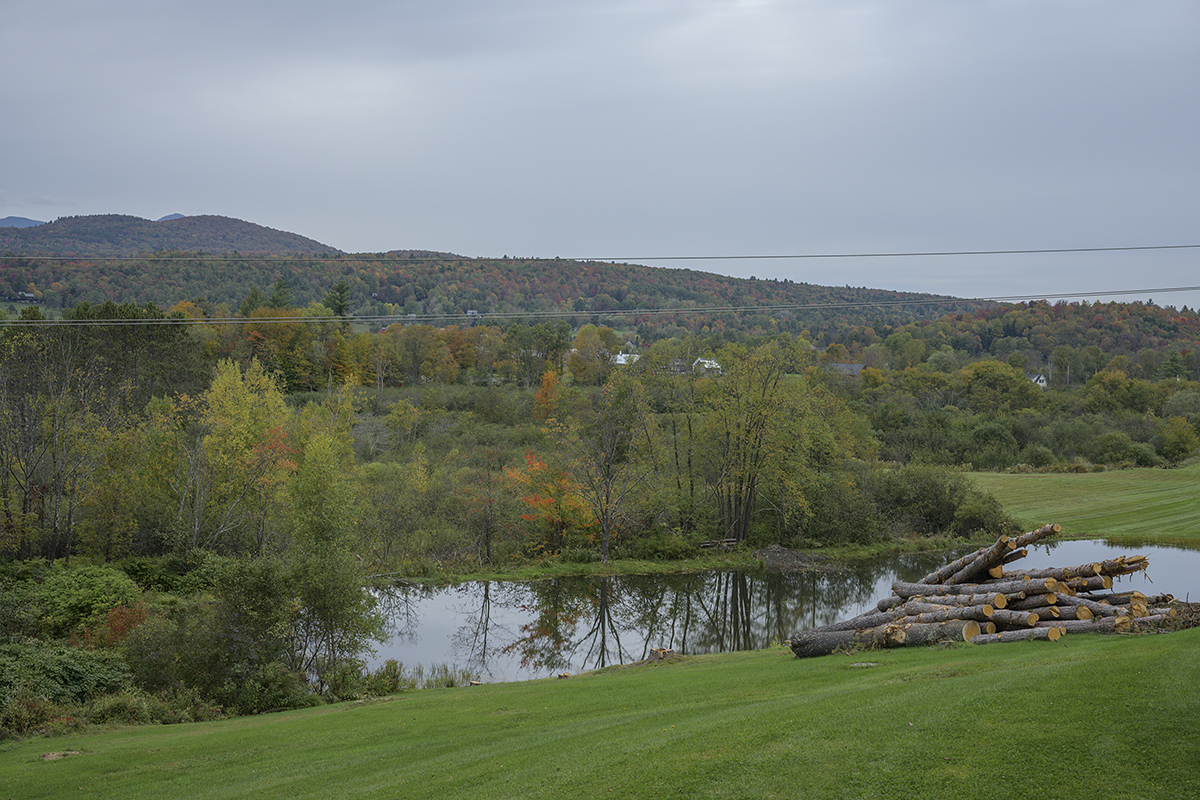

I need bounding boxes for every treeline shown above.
[854,361,1200,470]
[1,251,972,341]
[825,299,1200,382]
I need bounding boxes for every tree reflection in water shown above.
[369,550,971,682]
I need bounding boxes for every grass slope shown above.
[973,463,1200,547]
[4,628,1198,800]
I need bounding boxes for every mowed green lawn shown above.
[973,463,1200,547]
[3,628,1198,800]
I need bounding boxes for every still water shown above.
[368,541,1200,683]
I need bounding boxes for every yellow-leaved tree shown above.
[169,359,296,553]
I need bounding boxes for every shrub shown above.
[560,547,600,563]
[622,532,696,560]
[863,462,1016,539]
[221,662,318,715]
[791,471,885,546]
[117,554,218,594]
[0,643,132,707]
[0,683,68,739]
[363,659,414,696]
[71,603,150,649]
[1018,444,1056,468]
[1157,416,1200,462]
[0,578,40,643]
[951,492,1016,537]
[87,690,174,726]
[36,565,142,637]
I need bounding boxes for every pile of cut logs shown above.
[789,524,1183,659]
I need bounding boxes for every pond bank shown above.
[373,534,996,588]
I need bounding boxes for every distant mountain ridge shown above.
[0,213,340,256]
[0,216,45,228]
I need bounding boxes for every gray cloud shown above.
[4,1,1198,307]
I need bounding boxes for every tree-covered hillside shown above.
[0,214,339,257]
[2,249,976,338]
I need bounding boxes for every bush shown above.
[0,578,40,643]
[222,662,318,715]
[621,533,696,560]
[791,471,885,546]
[951,492,1016,537]
[0,683,69,739]
[363,659,414,696]
[1018,444,1056,468]
[0,643,132,706]
[560,547,600,563]
[321,661,366,702]
[864,462,1016,539]
[87,690,175,726]
[117,554,218,594]
[71,603,150,649]
[36,564,142,637]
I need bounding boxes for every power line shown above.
[585,244,1200,262]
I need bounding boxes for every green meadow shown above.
[972,463,1200,547]
[3,628,1197,800]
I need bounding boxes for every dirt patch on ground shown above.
[40,750,83,761]
[752,545,834,573]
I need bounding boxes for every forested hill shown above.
[1,246,977,339]
[0,214,340,256]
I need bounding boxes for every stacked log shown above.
[789,524,1187,659]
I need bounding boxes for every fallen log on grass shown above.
[1002,563,1102,582]
[901,600,993,617]
[1007,593,1058,611]
[1035,616,1130,634]
[1058,575,1113,594]
[1057,595,1125,618]
[789,624,907,659]
[972,626,1062,645]
[988,609,1040,627]
[892,576,1057,599]
[945,535,1013,585]
[902,620,982,645]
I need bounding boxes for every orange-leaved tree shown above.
[506,450,594,557]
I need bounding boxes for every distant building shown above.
[828,363,866,378]
[613,353,640,366]
[1028,373,1049,389]
[693,358,722,375]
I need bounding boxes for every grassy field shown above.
[973,462,1200,547]
[3,627,1198,800]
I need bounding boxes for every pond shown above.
[368,540,1200,683]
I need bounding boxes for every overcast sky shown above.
[4,1,1198,308]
